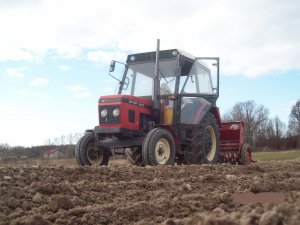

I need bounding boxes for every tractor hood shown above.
[96,95,153,134]
[99,95,153,108]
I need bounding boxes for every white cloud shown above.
[5,67,26,79]
[30,77,48,86]
[0,47,35,61]
[0,0,299,77]
[69,84,91,99]
[18,89,28,96]
[59,65,71,72]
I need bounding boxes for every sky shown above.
[0,0,299,147]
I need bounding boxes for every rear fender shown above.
[84,129,94,134]
[181,98,212,124]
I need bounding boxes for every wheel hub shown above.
[86,144,103,165]
[155,138,170,164]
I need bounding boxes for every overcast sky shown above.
[0,0,299,147]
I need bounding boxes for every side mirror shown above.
[109,60,116,72]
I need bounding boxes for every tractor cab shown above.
[109,49,220,127]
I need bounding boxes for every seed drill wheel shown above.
[239,143,252,165]
[125,148,144,166]
[142,128,175,166]
[75,132,109,166]
[185,113,220,164]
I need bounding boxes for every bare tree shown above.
[11,146,25,158]
[274,116,286,139]
[223,100,269,148]
[0,143,10,152]
[288,100,300,136]
[67,133,74,145]
[60,135,66,145]
[45,138,54,146]
[271,116,286,150]
[53,137,60,146]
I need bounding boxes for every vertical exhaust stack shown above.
[153,39,161,121]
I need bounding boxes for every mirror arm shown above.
[108,73,122,83]
[118,65,129,94]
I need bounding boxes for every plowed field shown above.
[1,159,300,225]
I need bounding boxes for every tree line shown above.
[223,99,300,151]
[0,133,82,159]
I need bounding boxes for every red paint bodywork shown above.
[98,95,153,130]
[220,121,244,152]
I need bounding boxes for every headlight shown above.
[112,107,120,117]
[172,50,178,56]
[100,108,107,117]
[130,55,135,61]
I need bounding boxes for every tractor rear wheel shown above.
[125,148,144,166]
[185,113,220,164]
[142,128,175,166]
[239,144,252,165]
[75,132,109,166]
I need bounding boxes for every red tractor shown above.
[75,40,252,166]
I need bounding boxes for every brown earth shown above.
[1,159,300,225]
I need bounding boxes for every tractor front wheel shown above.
[75,132,109,166]
[142,128,175,166]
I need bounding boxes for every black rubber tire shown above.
[142,128,175,166]
[185,113,220,164]
[75,132,109,166]
[239,144,252,165]
[75,135,85,166]
[125,148,144,166]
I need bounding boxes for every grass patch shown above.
[252,150,300,161]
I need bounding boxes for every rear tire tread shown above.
[185,113,220,164]
[125,148,144,166]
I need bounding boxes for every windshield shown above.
[180,60,214,95]
[109,56,218,97]
[121,59,178,96]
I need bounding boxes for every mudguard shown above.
[180,97,212,125]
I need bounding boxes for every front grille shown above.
[99,105,120,124]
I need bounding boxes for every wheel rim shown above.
[204,126,217,161]
[155,138,171,164]
[86,143,103,165]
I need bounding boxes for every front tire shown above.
[185,113,220,164]
[142,128,175,166]
[75,132,109,166]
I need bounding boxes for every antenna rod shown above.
[153,39,160,111]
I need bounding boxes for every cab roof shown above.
[126,49,196,64]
